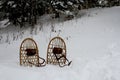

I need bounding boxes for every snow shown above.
[0,6,120,80]
[0,19,10,28]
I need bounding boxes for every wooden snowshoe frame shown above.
[20,38,39,67]
[47,37,66,65]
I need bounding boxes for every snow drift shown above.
[0,6,120,80]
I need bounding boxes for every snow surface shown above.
[0,6,120,80]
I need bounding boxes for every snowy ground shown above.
[0,6,120,80]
